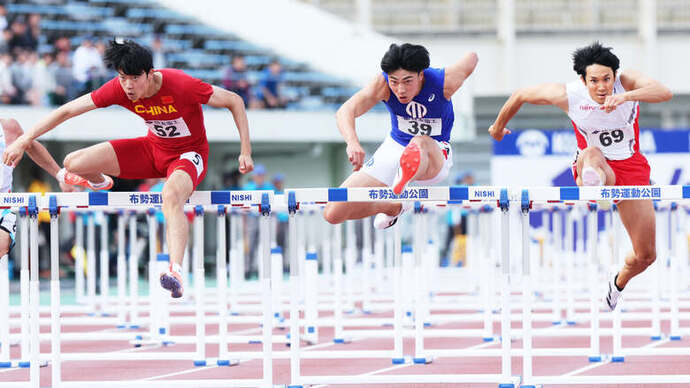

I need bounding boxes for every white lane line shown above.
[560,338,671,377]
[310,341,498,388]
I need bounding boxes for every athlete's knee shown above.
[409,135,433,149]
[633,247,656,269]
[63,150,83,172]
[582,147,606,163]
[161,186,187,209]
[323,204,345,225]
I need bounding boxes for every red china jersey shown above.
[91,69,213,151]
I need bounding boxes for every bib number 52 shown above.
[599,129,624,147]
[153,124,180,137]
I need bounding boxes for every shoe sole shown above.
[160,274,183,298]
[393,143,421,195]
[581,167,603,186]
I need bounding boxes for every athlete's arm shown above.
[2,94,98,167]
[488,83,568,141]
[1,118,75,191]
[336,74,389,171]
[206,85,254,174]
[443,51,478,100]
[617,69,673,105]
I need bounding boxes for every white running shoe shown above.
[605,273,623,312]
[373,201,413,230]
[581,166,605,186]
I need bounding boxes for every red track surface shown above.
[3,307,690,387]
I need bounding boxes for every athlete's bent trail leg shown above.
[63,142,120,185]
[159,170,194,297]
[393,135,445,194]
[323,171,402,225]
[575,147,615,186]
[614,199,656,289]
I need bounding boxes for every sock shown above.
[56,168,67,184]
[170,262,182,274]
[614,273,624,292]
[87,174,110,189]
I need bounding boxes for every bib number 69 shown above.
[599,129,624,147]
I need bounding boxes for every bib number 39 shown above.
[599,129,624,147]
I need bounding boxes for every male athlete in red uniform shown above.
[488,42,672,311]
[3,40,254,298]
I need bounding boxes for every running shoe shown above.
[58,168,113,191]
[160,266,184,298]
[392,142,421,195]
[373,201,413,230]
[604,273,622,312]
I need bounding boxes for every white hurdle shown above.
[1,185,689,388]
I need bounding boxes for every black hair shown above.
[572,41,620,78]
[380,43,430,74]
[103,39,153,75]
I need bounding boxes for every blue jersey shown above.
[383,67,454,146]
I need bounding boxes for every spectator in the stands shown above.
[53,36,71,57]
[72,36,105,94]
[31,52,56,106]
[26,14,41,48]
[222,168,243,191]
[258,59,286,109]
[0,5,8,31]
[51,50,74,104]
[8,16,36,54]
[222,55,253,108]
[151,35,166,69]
[10,49,36,104]
[243,164,274,191]
[0,28,12,54]
[0,52,16,104]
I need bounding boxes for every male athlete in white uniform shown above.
[323,43,477,229]
[0,118,74,265]
[488,42,672,311]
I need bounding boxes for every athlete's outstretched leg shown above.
[392,135,445,194]
[575,147,615,186]
[604,199,656,311]
[615,200,656,287]
[62,142,120,190]
[323,171,402,225]
[159,170,194,298]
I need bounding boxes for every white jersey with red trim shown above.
[566,74,640,161]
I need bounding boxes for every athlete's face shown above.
[118,70,152,101]
[582,64,615,104]
[387,69,424,104]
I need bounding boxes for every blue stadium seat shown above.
[8,3,67,16]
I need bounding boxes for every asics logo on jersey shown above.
[405,101,427,119]
[428,94,435,102]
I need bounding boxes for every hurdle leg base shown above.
[588,355,602,362]
[193,360,207,366]
[413,356,433,364]
[611,356,625,362]
[670,335,682,340]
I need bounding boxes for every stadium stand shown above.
[6,0,358,110]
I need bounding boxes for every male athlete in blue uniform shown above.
[323,43,477,229]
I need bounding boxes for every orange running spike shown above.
[63,172,114,191]
[392,142,421,195]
